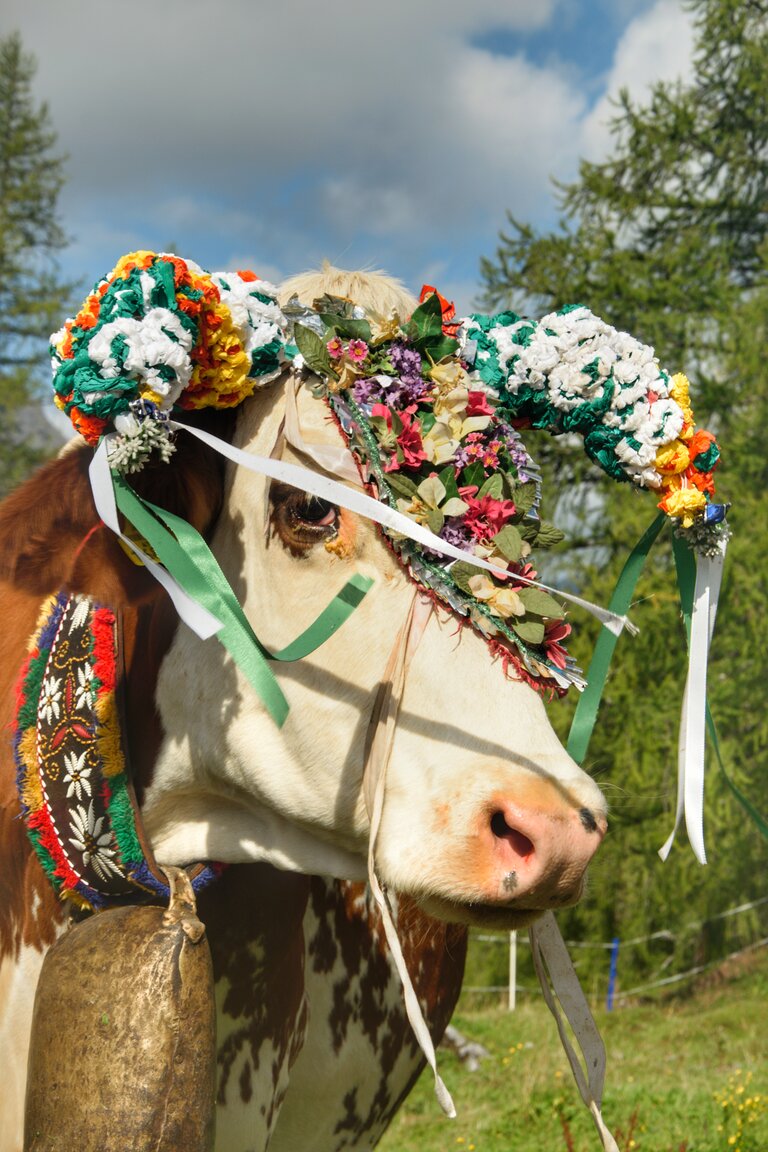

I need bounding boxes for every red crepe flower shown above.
[419,284,459,336]
[459,488,517,541]
[371,403,428,472]
[544,620,571,670]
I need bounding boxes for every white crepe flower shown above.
[214,274,287,359]
[644,398,686,444]
[86,309,194,407]
[489,320,540,381]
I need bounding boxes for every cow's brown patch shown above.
[0,412,234,960]
[302,879,467,1146]
[198,864,310,1124]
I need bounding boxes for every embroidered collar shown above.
[14,590,220,911]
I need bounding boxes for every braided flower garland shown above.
[51,250,287,471]
[50,252,726,695]
[463,306,725,545]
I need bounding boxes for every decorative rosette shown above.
[461,305,726,553]
[50,251,288,472]
[291,292,579,693]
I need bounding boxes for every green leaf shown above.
[461,462,485,492]
[404,293,443,346]
[425,335,460,362]
[500,471,517,500]
[438,465,460,502]
[294,324,334,380]
[312,293,352,317]
[492,525,524,562]
[512,618,546,645]
[517,587,564,619]
[427,508,445,535]
[451,561,485,595]
[478,473,504,499]
[369,415,390,437]
[386,472,420,501]
[419,409,436,435]
[321,315,373,342]
[512,483,537,514]
[533,521,566,548]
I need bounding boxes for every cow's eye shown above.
[269,482,340,555]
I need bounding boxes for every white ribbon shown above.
[658,546,726,864]
[283,380,362,483]
[89,438,223,640]
[170,421,633,640]
[530,913,619,1152]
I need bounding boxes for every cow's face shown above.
[146,269,606,930]
[148,367,606,931]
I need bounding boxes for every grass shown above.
[379,952,768,1152]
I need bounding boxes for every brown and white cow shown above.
[0,268,606,1150]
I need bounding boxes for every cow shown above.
[0,264,607,1150]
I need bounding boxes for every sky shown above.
[3,0,696,315]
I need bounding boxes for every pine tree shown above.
[480,0,768,985]
[0,31,74,496]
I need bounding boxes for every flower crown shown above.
[50,252,726,695]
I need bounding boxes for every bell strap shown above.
[530,913,619,1152]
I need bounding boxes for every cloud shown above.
[581,0,696,157]
[2,0,694,311]
[450,47,590,222]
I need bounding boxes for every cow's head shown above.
[128,265,608,931]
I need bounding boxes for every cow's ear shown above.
[126,408,238,538]
[0,408,237,606]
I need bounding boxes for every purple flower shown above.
[497,422,536,481]
[353,372,429,410]
[389,342,423,383]
[393,374,430,406]
[439,520,475,553]
[352,377,386,407]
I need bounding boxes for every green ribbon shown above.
[672,536,768,841]
[567,513,667,765]
[272,575,372,661]
[112,473,373,727]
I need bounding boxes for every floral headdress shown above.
[50,253,726,701]
[461,306,726,547]
[285,288,726,692]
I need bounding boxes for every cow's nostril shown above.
[490,810,534,858]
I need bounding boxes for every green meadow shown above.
[380,953,768,1152]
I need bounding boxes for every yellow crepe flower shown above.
[186,303,253,409]
[669,372,694,436]
[659,480,707,527]
[655,439,691,475]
